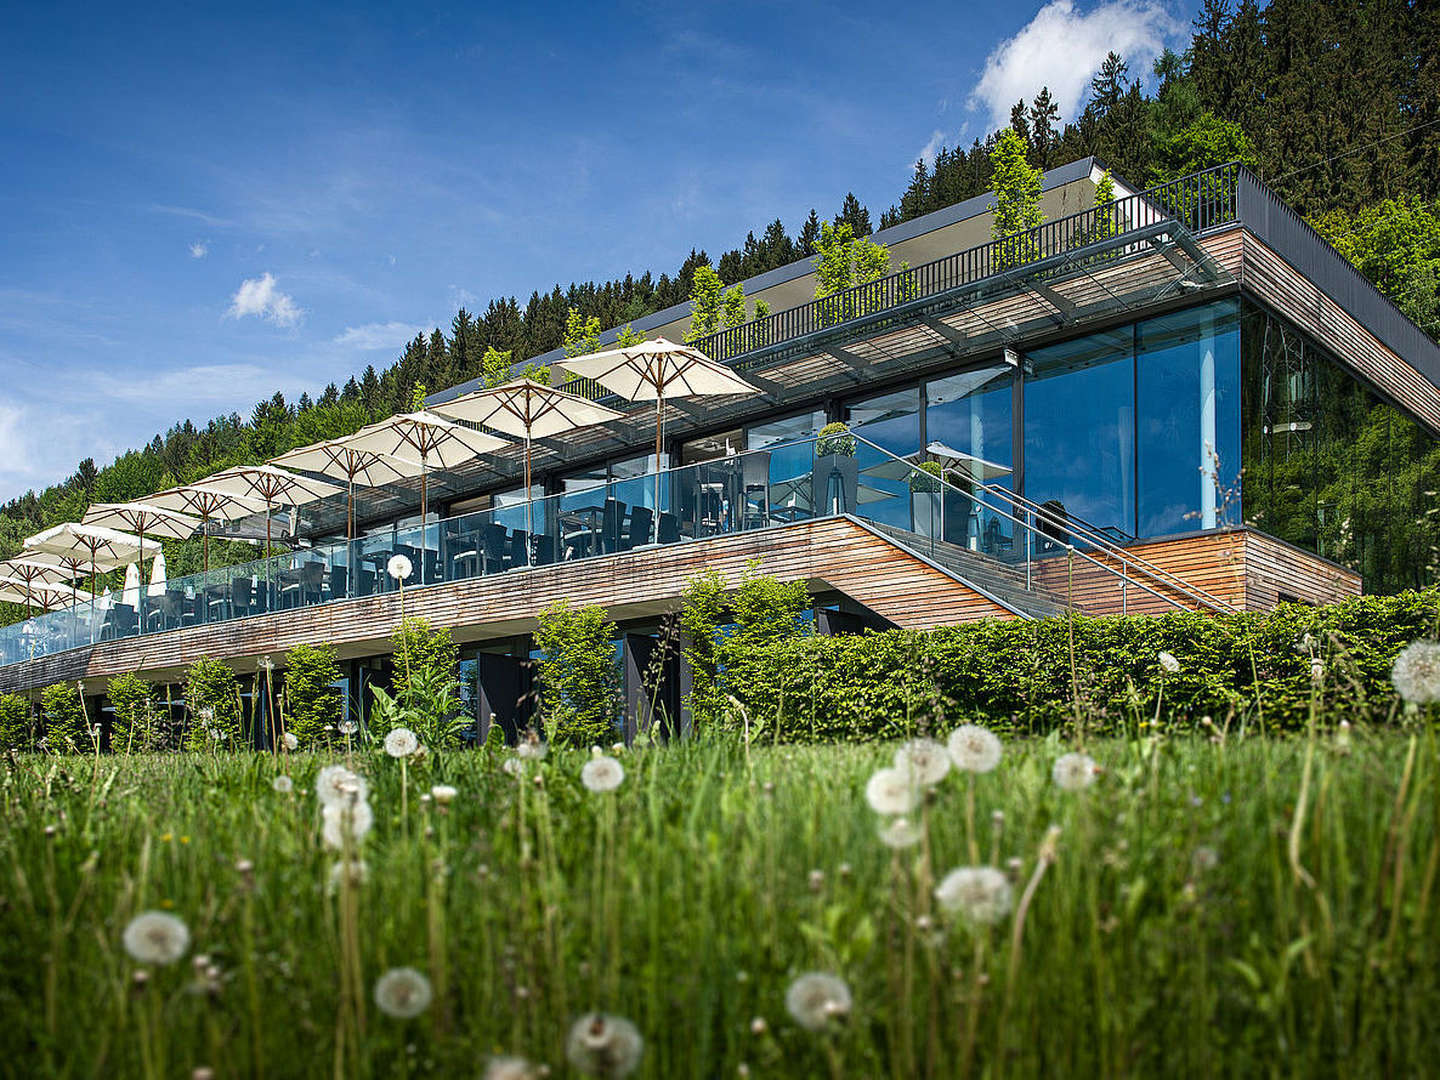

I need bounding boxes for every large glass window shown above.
[1136,301,1241,536]
[747,411,826,507]
[848,388,921,529]
[927,365,1015,552]
[1242,300,1440,594]
[1023,327,1136,538]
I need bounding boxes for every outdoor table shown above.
[560,506,605,559]
[358,550,395,592]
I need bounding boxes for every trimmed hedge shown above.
[720,589,1440,741]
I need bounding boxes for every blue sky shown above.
[0,0,1198,501]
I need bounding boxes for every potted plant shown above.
[909,460,943,537]
[813,422,858,515]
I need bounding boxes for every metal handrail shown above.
[847,433,1204,615]
[969,480,1237,614]
[688,162,1242,364]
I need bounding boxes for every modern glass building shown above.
[3,159,1438,736]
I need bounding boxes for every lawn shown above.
[2,724,1437,1078]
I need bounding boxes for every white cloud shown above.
[332,321,425,351]
[916,130,947,169]
[189,241,208,259]
[0,402,32,483]
[226,272,302,327]
[968,0,1183,130]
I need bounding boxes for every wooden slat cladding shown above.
[1031,528,1358,616]
[1235,230,1440,432]
[0,518,1012,693]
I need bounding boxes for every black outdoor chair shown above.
[509,529,530,567]
[741,451,771,529]
[482,524,509,573]
[532,533,557,565]
[626,506,654,549]
[657,512,680,544]
[602,498,625,554]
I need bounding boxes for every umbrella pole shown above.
[265,499,273,613]
[420,463,428,584]
[203,515,210,573]
[90,551,97,645]
[138,525,146,635]
[654,394,664,545]
[524,432,533,566]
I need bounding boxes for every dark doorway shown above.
[476,652,535,744]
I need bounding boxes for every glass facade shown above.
[1241,301,1440,594]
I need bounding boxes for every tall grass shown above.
[1,722,1437,1076]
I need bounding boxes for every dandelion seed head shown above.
[272,775,293,794]
[328,859,368,891]
[123,911,190,965]
[339,720,358,736]
[1191,846,1220,873]
[1052,752,1099,792]
[315,765,368,807]
[384,727,419,758]
[1158,651,1180,673]
[934,866,1013,924]
[430,784,457,805]
[895,737,950,785]
[1391,640,1440,704]
[784,972,852,1032]
[877,817,922,849]
[322,799,374,849]
[864,766,917,815]
[281,732,298,751]
[946,724,1003,773]
[484,1056,538,1080]
[565,1013,644,1077]
[386,554,413,583]
[502,757,524,777]
[373,966,432,1019]
[516,730,547,760]
[581,756,625,793]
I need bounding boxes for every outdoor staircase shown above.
[862,521,1071,620]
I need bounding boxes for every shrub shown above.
[721,589,1440,741]
[40,684,88,753]
[534,599,620,748]
[107,673,162,752]
[391,617,458,696]
[815,421,855,457]
[184,657,242,751]
[283,643,341,747]
[0,692,33,752]
[908,460,943,493]
[679,569,727,727]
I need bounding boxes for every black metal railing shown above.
[687,162,1241,365]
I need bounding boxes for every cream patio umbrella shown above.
[83,502,201,625]
[182,464,343,557]
[556,338,758,542]
[0,575,82,614]
[431,378,623,554]
[337,412,508,526]
[24,522,162,642]
[137,485,266,571]
[271,438,423,539]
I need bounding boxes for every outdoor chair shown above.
[657,512,680,544]
[626,506,654,549]
[509,529,530,567]
[328,566,348,600]
[602,498,625,554]
[532,533,557,566]
[151,591,184,631]
[482,524,509,573]
[740,451,771,529]
[104,604,138,640]
[231,577,257,617]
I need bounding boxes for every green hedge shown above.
[720,589,1440,741]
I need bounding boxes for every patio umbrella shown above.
[431,378,622,552]
[338,412,508,526]
[24,522,161,642]
[271,438,423,539]
[148,550,167,596]
[183,464,342,557]
[556,338,758,541]
[83,502,201,624]
[138,485,266,571]
[0,575,82,614]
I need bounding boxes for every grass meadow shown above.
[2,718,1438,1078]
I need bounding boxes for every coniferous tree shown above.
[798,210,821,256]
[1028,87,1061,168]
[1009,99,1030,145]
[834,193,872,237]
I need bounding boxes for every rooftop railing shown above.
[0,430,1214,672]
[689,163,1242,365]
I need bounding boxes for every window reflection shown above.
[927,366,1015,552]
[1136,301,1241,536]
[1024,327,1136,539]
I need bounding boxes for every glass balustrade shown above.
[0,433,1180,670]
